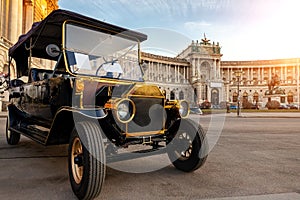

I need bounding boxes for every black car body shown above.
[5,9,208,200]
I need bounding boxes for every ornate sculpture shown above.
[268,73,280,91]
[201,33,210,45]
[265,73,284,96]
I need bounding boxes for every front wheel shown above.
[167,119,208,172]
[68,121,106,200]
[6,116,20,145]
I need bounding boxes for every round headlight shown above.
[179,100,190,118]
[115,99,135,123]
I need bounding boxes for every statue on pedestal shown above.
[268,73,280,91]
[265,73,285,97]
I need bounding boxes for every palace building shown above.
[1,2,300,109]
[141,38,300,108]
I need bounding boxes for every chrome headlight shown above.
[114,99,135,123]
[179,100,190,118]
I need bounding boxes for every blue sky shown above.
[59,0,300,61]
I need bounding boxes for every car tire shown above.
[68,121,106,200]
[6,116,20,145]
[167,119,208,172]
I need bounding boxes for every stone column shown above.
[247,68,250,82]
[148,61,151,80]
[0,0,7,36]
[177,65,180,83]
[168,64,171,82]
[213,59,217,80]
[197,83,201,103]
[176,65,179,83]
[258,67,261,82]
[262,67,264,82]
[24,0,34,32]
[173,65,176,83]
[151,62,154,81]
[159,63,161,82]
[17,0,22,34]
[227,68,230,81]
[183,66,186,83]
[284,66,287,84]
[217,60,220,79]
[8,0,22,43]
[293,65,296,84]
[280,66,283,82]
[192,58,195,77]
[197,58,200,73]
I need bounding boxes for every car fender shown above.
[47,107,107,145]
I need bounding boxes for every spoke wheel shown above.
[175,132,193,161]
[167,119,208,172]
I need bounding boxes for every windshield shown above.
[64,23,144,81]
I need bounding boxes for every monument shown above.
[264,73,285,108]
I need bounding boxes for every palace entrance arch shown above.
[211,88,219,105]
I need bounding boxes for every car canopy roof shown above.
[9,9,147,77]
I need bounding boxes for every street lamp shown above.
[234,70,243,116]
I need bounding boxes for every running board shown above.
[10,125,50,145]
[107,147,167,163]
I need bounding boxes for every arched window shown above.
[253,91,259,103]
[233,92,238,102]
[170,91,175,100]
[179,91,184,100]
[211,88,219,105]
[288,91,294,103]
[243,91,248,102]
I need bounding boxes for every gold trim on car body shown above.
[45,106,108,143]
[74,76,136,108]
[112,98,136,124]
[165,99,190,118]
[126,130,166,137]
[126,83,165,99]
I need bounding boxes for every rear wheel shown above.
[167,119,208,172]
[68,121,106,200]
[6,116,20,145]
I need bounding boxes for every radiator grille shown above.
[127,97,165,133]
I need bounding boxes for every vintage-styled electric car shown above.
[5,9,208,200]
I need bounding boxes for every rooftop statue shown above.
[201,33,210,45]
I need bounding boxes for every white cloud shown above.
[183,21,212,39]
[184,21,211,28]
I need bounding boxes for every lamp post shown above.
[234,70,242,116]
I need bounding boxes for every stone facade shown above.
[0,0,58,75]
[141,52,194,104]
[222,58,300,107]
[142,37,300,107]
